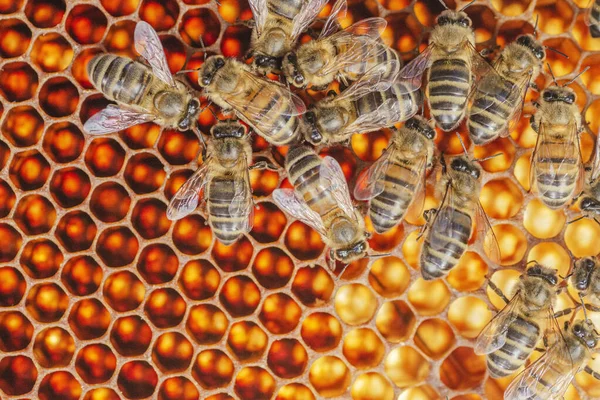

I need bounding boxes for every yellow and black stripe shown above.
[268,0,303,21]
[355,81,421,127]
[536,140,579,209]
[591,0,600,38]
[427,58,471,131]
[207,177,249,245]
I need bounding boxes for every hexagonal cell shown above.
[186,304,228,345]
[0,179,15,218]
[447,251,489,292]
[375,300,417,343]
[534,0,575,34]
[491,0,533,16]
[103,270,145,312]
[158,128,200,165]
[180,8,221,47]
[227,320,268,361]
[9,150,50,190]
[152,332,193,373]
[0,266,26,306]
[43,122,85,163]
[85,137,126,177]
[173,215,212,255]
[84,388,121,400]
[120,122,161,149]
[493,223,528,265]
[192,349,234,389]
[221,24,252,58]
[117,361,158,399]
[0,355,38,396]
[384,345,429,388]
[290,264,334,307]
[334,283,378,326]
[342,328,385,369]
[219,275,261,317]
[72,48,102,89]
[68,298,111,340]
[145,288,187,328]
[124,152,166,194]
[139,0,179,31]
[131,198,170,239]
[440,347,487,390]
[104,20,136,57]
[473,138,516,173]
[284,220,325,261]
[212,235,254,271]
[523,198,566,239]
[384,12,422,55]
[100,0,139,16]
[66,4,108,44]
[0,62,38,102]
[55,211,97,252]
[309,356,351,398]
[250,247,293,289]
[406,278,450,316]
[565,217,600,257]
[14,195,56,235]
[402,230,424,269]
[0,140,10,170]
[39,77,79,118]
[398,385,441,400]
[267,338,308,378]
[277,383,316,400]
[352,372,395,400]
[527,242,571,278]
[250,202,287,243]
[30,33,73,72]
[301,312,342,352]
[26,283,68,323]
[0,19,31,58]
[49,167,91,208]
[544,37,581,77]
[110,315,153,356]
[368,222,405,252]
[20,238,63,279]
[235,366,276,400]
[0,224,22,263]
[33,326,75,368]
[179,259,221,300]
[0,311,33,352]
[415,318,456,360]
[61,256,102,296]
[90,182,131,222]
[158,376,199,400]
[259,292,302,334]
[24,0,66,27]
[480,178,523,220]
[448,296,492,339]
[2,106,44,147]
[75,344,116,384]
[369,256,411,298]
[136,243,178,284]
[96,226,139,267]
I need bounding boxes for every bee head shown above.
[253,53,281,73]
[450,157,480,179]
[516,34,546,61]
[572,257,597,291]
[198,56,226,87]
[580,196,600,213]
[211,121,247,139]
[542,86,576,105]
[525,263,558,286]
[572,319,599,349]
[304,110,323,145]
[437,10,472,28]
[282,53,306,88]
[177,98,200,131]
[335,241,369,264]
[405,117,436,140]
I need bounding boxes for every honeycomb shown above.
[0,0,600,399]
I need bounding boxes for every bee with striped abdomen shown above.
[282,0,401,90]
[198,55,307,146]
[304,60,421,145]
[467,33,545,145]
[273,145,369,269]
[586,0,600,38]
[247,0,329,74]
[167,120,274,245]
[475,263,564,379]
[353,116,436,234]
[398,1,499,131]
[84,21,201,136]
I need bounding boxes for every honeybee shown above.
[467,34,545,145]
[475,263,564,379]
[304,60,421,145]
[167,120,273,245]
[398,2,499,131]
[586,0,600,38]
[197,55,307,146]
[273,145,369,269]
[353,116,436,233]
[84,21,201,136]
[570,257,600,312]
[530,69,586,210]
[282,0,400,90]
[503,316,599,400]
[247,0,329,74]
[577,129,600,224]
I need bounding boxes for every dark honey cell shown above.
[172,215,212,255]
[145,288,187,328]
[164,168,194,200]
[221,25,252,58]
[131,198,171,239]
[84,388,121,400]
[226,320,268,361]
[0,355,38,396]
[192,349,234,389]
[25,283,69,323]
[252,247,294,289]
[33,327,75,368]
[291,264,334,306]
[369,223,405,252]
[301,312,342,352]
[158,376,200,400]
[385,12,423,55]
[75,344,117,384]
[157,129,200,165]
[55,211,97,252]
[267,338,308,378]
[0,311,33,352]
[284,221,325,261]
[152,332,194,372]
[206,394,235,400]
[90,182,131,222]
[0,224,22,262]
[104,19,136,57]
[68,298,111,340]
[179,259,221,301]
[2,105,44,147]
[103,270,146,312]
[20,238,63,279]
[85,137,126,177]
[0,18,31,58]
[72,48,103,89]
[251,202,287,243]
[186,304,229,345]
[31,33,73,72]
[180,8,221,47]
[117,361,158,399]
[211,236,254,272]
[9,150,50,190]
[24,0,66,27]
[66,4,108,44]
[96,226,139,267]
[120,122,161,150]
[124,152,166,194]
[39,77,79,117]
[61,255,103,296]
[440,347,487,390]
[140,0,180,31]
[100,0,139,16]
[219,275,261,317]
[0,140,9,169]
[235,366,276,400]
[110,315,153,356]
[161,35,187,73]
[0,179,16,218]
[137,243,179,284]
[250,163,279,197]
[259,293,302,334]
[49,167,91,208]
[43,122,85,163]
[0,266,26,306]
[0,62,38,102]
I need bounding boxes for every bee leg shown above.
[309,84,329,92]
[553,308,573,319]
[479,45,499,57]
[530,82,539,91]
[584,303,600,313]
[584,365,600,380]
[250,161,279,171]
[417,209,437,240]
[486,279,510,305]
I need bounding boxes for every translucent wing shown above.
[475,200,501,263]
[248,0,268,36]
[291,0,329,40]
[134,21,175,87]
[320,156,357,220]
[474,290,522,355]
[229,157,255,232]
[272,188,327,235]
[83,104,156,135]
[319,0,347,39]
[354,146,396,200]
[397,44,435,91]
[334,60,402,102]
[589,127,600,183]
[468,42,503,91]
[167,163,211,221]
[341,94,419,136]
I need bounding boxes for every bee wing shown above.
[588,126,600,183]
[354,146,396,200]
[229,157,255,232]
[473,291,522,355]
[134,21,176,87]
[468,42,503,91]
[273,188,327,235]
[397,44,435,92]
[248,0,268,36]
[405,155,429,217]
[291,0,329,41]
[341,95,419,136]
[584,0,597,27]
[475,200,501,263]
[319,0,347,39]
[167,163,211,221]
[319,156,358,221]
[83,104,156,135]
[334,60,403,102]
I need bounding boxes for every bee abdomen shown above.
[268,0,303,20]
[536,147,579,209]
[487,316,540,378]
[467,79,517,145]
[428,58,470,131]
[355,82,420,127]
[207,177,248,244]
[591,0,600,38]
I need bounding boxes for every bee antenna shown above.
[437,0,450,10]
[199,36,208,61]
[533,14,539,36]
[563,66,590,87]
[546,62,558,86]
[368,252,391,259]
[474,152,502,163]
[526,259,538,266]
[459,0,477,12]
[567,215,585,225]
[455,132,469,157]
[192,125,207,149]
[545,46,569,59]
[580,292,590,321]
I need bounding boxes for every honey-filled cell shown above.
[0,266,26,307]
[151,331,194,373]
[186,304,228,345]
[0,355,38,396]
[0,311,34,352]
[0,62,38,102]
[227,320,268,361]
[309,356,351,398]
[68,298,111,340]
[335,283,378,325]
[415,318,455,359]
[24,0,66,28]
[384,345,430,388]
[117,361,158,399]
[110,315,153,357]
[291,264,334,306]
[33,326,75,368]
[158,376,200,400]
[0,18,31,58]
[145,288,187,328]
[235,366,276,400]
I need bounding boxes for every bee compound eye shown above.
[215,58,225,68]
[295,75,304,85]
